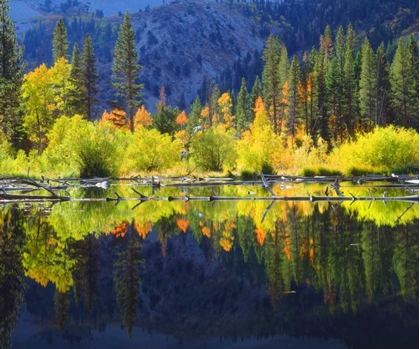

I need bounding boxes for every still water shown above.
[1,182,418,349]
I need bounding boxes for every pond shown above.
[1,178,418,349]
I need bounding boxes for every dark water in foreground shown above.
[1,183,418,349]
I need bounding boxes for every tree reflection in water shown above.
[0,190,418,349]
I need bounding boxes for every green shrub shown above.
[240,169,258,180]
[42,116,123,178]
[76,123,121,178]
[125,127,181,172]
[333,126,419,174]
[190,126,237,172]
[301,168,316,176]
[261,162,275,175]
[316,167,342,176]
[390,163,419,175]
[345,165,385,176]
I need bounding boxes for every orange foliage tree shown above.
[101,108,127,129]
[218,92,235,129]
[175,110,189,128]
[133,105,152,128]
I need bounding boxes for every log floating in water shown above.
[0,192,71,203]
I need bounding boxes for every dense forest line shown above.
[0,0,419,178]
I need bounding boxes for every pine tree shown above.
[390,38,410,127]
[300,51,312,135]
[187,96,202,135]
[312,43,329,144]
[303,47,319,137]
[209,84,221,126]
[287,56,301,144]
[278,44,289,132]
[358,38,376,131]
[236,77,252,134]
[0,0,25,148]
[375,44,390,126]
[52,18,69,62]
[82,34,99,121]
[250,75,262,109]
[112,11,143,132]
[406,35,419,129]
[330,25,346,142]
[343,23,357,135]
[262,34,281,134]
[69,43,86,116]
[326,57,342,142]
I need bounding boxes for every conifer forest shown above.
[0,0,418,178]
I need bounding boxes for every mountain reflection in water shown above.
[0,184,418,349]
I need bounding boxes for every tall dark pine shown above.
[0,0,25,148]
[69,43,86,116]
[262,34,281,134]
[112,11,143,132]
[358,38,376,131]
[406,35,419,129]
[52,18,69,62]
[287,56,301,144]
[343,24,357,136]
[187,96,202,134]
[82,34,99,121]
[236,77,252,134]
[375,44,390,126]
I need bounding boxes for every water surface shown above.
[1,182,418,349]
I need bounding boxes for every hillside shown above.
[11,0,419,113]
[124,1,270,109]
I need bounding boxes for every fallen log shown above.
[0,192,71,203]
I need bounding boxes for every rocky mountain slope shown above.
[11,0,418,113]
[127,1,270,109]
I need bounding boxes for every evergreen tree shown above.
[52,18,69,62]
[209,84,221,126]
[278,44,289,133]
[236,77,252,134]
[343,23,357,135]
[326,57,342,142]
[250,75,262,109]
[82,34,99,121]
[0,0,25,148]
[112,11,143,132]
[300,51,312,135]
[306,47,319,136]
[330,25,346,142]
[312,44,329,143]
[359,38,376,131]
[375,43,390,126]
[187,96,202,135]
[390,38,411,127]
[262,34,281,134]
[406,35,419,129]
[69,43,86,116]
[287,56,301,144]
